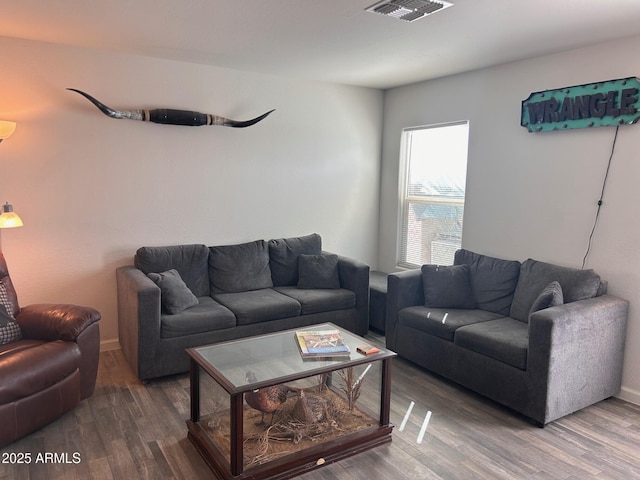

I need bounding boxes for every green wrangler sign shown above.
[521,77,640,132]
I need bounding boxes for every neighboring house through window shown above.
[398,121,469,268]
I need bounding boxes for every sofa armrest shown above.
[16,304,101,342]
[385,269,424,350]
[528,294,628,423]
[335,253,370,336]
[116,265,162,380]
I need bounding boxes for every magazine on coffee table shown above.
[295,329,351,358]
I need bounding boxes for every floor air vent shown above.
[366,0,453,22]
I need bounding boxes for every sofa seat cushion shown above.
[454,249,521,316]
[0,339,44,357]
[135,244,210,297]
[0,340,80,403]
[510,258,602,322]
[160,297,236,339]
[454,318,529,370]
[398,306,503,341]
[213,289,301,326]
[274,287,356,315]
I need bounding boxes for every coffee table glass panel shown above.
[186,323,395,480]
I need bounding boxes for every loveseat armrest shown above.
[116,265,162,380]
[385,269,424,350]
[335,254,370,336]
[528,294,628,424]
[17,304,101,342]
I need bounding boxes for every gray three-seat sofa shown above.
[117,233,369,381]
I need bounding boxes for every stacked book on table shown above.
[295,329,351,359]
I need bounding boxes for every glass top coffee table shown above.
[186,323,396,480]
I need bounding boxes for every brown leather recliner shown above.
[0,252,100,447]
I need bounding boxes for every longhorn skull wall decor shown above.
[67,88,275,128]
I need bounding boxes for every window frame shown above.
[397,120,469,269]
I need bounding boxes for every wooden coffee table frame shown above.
[186,325,395,480]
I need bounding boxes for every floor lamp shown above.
[0,121,24,248]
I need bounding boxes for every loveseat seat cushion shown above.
[510,259,602,322]
[213,289,301,326]
[160,297,236,339]
[274,287,355,315]
[454,318,529,370]
[454,249,521,316]
[268,233,322,286]
[0,340,80,403]
[209,240,273,294]
[398,306,503,341]
[135,244,210,297]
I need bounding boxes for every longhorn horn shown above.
[67,88,274,128]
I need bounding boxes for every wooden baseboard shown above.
[100,339,121,352]
[618,386,640,406]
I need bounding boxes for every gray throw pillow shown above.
[510,258,601,322]
[422,264,477,309]
[297,254,341,289]
[209,240,273,293]
[147,269,199,314]
[529,281,563,316]
[268,233,322,286]
[0,283,21,345]
[135,244,210,297]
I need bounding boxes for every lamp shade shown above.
[0,121,16,142]
[0,203,23,228]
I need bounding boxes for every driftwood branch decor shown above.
[67,88,275,128]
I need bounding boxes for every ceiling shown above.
[2,0,640,89]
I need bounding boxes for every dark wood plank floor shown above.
[2,333,640,480]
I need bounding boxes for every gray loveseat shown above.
[386,249,628,426]
[117,234,369,381]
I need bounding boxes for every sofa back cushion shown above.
[268,233,322,286]
[209,240,273,294]
[135,244,210,297]
[510,258,602,322]
[454,249,521,316]
[421,264,476,309]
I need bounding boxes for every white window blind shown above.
[398,121,469,268]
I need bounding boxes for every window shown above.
[398,121,469,268]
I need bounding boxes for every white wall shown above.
[379,35,640,404]
[0,37,383,346]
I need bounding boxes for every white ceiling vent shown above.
[366,0,453,22]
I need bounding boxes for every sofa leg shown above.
[529,418,545,428]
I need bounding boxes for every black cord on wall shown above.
[581,125,619,269]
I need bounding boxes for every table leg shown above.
[230,393,244,476]
[380,358,392,426]
[190,358,200,423]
